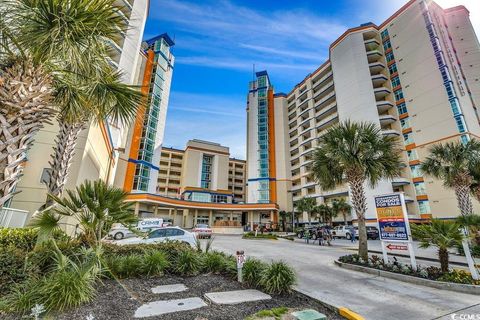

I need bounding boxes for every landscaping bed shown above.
[243,232,278,240]
[338,254,480,288]
[31,274,341,320]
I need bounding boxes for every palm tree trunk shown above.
[454,184,473,216]
[349,176,368,260]
[0,60,54,207]
[438,247,449,273]
[343,212,347,225]
[44,119,86,207]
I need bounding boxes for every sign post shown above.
[374,193,416,270]
[236,250,245,283]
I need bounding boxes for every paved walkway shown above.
[211,235,480,320]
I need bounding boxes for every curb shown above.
[334,260,480,295]
[293,288,365,320]
[339,307,365,320]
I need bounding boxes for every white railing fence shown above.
[0,207,29,228]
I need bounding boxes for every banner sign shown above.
[374,194,409,241]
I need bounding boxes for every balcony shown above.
[404,195,414,202]
[371,74,389,88]
[366,50,383,63]
[381,129,401,137]
[364,38,380,51]
[379,114,396,125]
[369,61,385,74]
[392,177,410,186]
[374,87,391,99]
[376,100,394,112]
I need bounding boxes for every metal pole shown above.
[381,241,389,264]
[462,228,479,280]
[407,242,417,271]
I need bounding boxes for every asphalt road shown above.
[210,235,480,320]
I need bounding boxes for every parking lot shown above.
[210,234,480,320]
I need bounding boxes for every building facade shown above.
[246,0,480,223]
[8,0,150,217]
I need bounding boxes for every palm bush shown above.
[260,261,296,295]
[174,250,201,276]
[312,121,401,260]
[242,258,267,288]
[106,254,143,279]
[294,197,317,226]
[142,251,169,276]
[420,140,480,216]
[331,198,352,225]
[30,180,137,246]
[411,219,463,272]
[202,251,227,274]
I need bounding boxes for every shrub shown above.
[457,243,480,258]
[142,250,169,276]
[438,270,480,285]
[243,232,277,240]
[0,227,38,251]
[0,246,29,294]
[103,241,191,261]
[202,252,226,274]
[242,258,267,288]
[106,254,143,279]
[174,250,201,276]
[260,261,296,295]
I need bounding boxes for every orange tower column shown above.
[267,88,278,224]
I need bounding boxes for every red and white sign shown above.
[236,250,245,268]
[386,243,408,251]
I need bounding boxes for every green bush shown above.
[438,269,480,285]
[202,252,226,274]
[0,228,38,251]
[106,254,144,279]
[103,241,191,260]
[457,243,480,258]
[0,246,29,294]
[142,250,169,276]
[243,232,277,240]
[260,261,296,295]
[242,258,267,288]
[174,250,201,276]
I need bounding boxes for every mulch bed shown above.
[49,274,342,320]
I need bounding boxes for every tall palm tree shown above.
[331,198,352,225]
[411,219,463,273]
[294,197,317,226]
[468,168,480,204]
[315,204,333,225]
[31,180,137,247]
[420,140,480,217]
[0,0,129,208]
[312,121,401,260]
[45,63,141,203]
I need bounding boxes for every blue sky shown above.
[144,0,479,159]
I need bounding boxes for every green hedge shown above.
[0,228,38,251]
[243,232,277,240]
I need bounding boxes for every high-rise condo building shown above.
[246,0,480,224]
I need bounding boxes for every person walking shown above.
[349,225,356,243]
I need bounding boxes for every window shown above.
[149,229,166,238]
[388,63,398,74]
[400,118,411,130]
[165,228,184,237]
[386,51,395,62]
[414,182,427,195]
[201,155,213,189]
[407,149,418,161]
[383,40,392,51]
[257,75,267,88]
[454,115,466,133]
[391,76,401,88]
[381,29,389,39]
[403,133,414,145]
[40,168,52,185]
[397,103,408,114]
[394,90,404,101]
[418,201,431,214]
[410,165,421,178]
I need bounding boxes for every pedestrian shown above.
[349,225,356,243]
[317,227,323,246]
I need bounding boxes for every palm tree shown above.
[315,204,333,225]
[331,198,352,225]
[30,180,137,247]
[457,214,480,246]
[0,0,129,208]
[411,219,463,273]
[469,168,480,204]
[312,121,401,260]
[420,140,480,217]
[279,211,292,232]
[294,197,317,226]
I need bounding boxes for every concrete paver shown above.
[210,235,480,320]
[205,289,271,305]
[151,284,187,294]
[134,297,207,318]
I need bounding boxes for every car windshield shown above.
[196,224,209,228]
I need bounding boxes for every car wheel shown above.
[346,233,351,240]
[114,232,124,240]
[311,234,317,240]
[297,233,303,239]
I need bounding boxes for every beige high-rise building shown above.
[246,0,480,224]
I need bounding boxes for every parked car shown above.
[107,218,167,240]
[296,225,326,240]
[192,224,213,238]
[332,225,358,240]
[114,226,197,247]
[366,226,379,240]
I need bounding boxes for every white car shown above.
[114,227,197,247]
[332,225,358,240]
[108,218,166,240]
[192,224,213,239]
